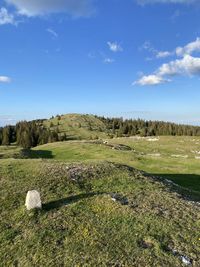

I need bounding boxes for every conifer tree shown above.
[2,126,11,146]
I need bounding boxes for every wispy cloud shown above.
[104,58,115,64]
[170,10,181,22]
[0,76,11,83]
[136,0,197,5]
[134,38,200,86]
[140,41,173,59]
[47,28,58,38]
[0,7,16,25]
[88,50,116,64]
[88,51,96,59]
[107,41,123,52]
[5,0,95,18]
[156,51,173,58]
[140,41,156,53]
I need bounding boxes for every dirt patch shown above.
[147,153,161,157]
[90,140,132,151]
[171,154,188,158]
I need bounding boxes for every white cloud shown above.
[88,51,115,64]
[140,41,173,59]
[0,76,11,83]
[134,55,200,86]
[140,41,156,53]
[5,0,95,17]
[104,58,115,64]
[107,41,123,52]
[0,1,95,27]
[147,38,200,59]
[0,7,16,25]
[158,55,200,76]
[47,28,58,38]
[133,74,169,86]
[135,37,200,86]
[137,0,197,5]
[156,51,172,58]
[176,38,200,56]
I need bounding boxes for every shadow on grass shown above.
[22,149,54,159]
[43,192,106,211]
[152,173,200,201]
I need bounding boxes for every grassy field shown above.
[31,136,200,199]
[0,145,20,159]
[0,136,200,266]
[43,113,108,140]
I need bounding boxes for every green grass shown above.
[0,160,199,266]
[1,136,200,266]
[43,113,108,140]
[31,136,200,199]
[0,145,20,159]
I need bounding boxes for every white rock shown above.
[25,190,42,210]
[171,154,188,158]
[147,138,159,142]
[147,153,161,157]
[180,255,192,265]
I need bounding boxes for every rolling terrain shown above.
[0,114,200,266]
[43,113,108,140]
[29,136,200,200]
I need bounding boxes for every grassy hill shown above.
[0,136,200,266]
[0,159,199,266]
[29,136,200,200]
[43,113,108,140]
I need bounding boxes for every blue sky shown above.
[0,0,200,126]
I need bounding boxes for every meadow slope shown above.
[0,136,200,266]
[43,114,108,140]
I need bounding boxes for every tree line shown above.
[0,120,63,149]
[0,115,200,149]
[96,116,200,137]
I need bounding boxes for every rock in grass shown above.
[110,193,129,205]
[180,255,192,266]
[25,190,42,210]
